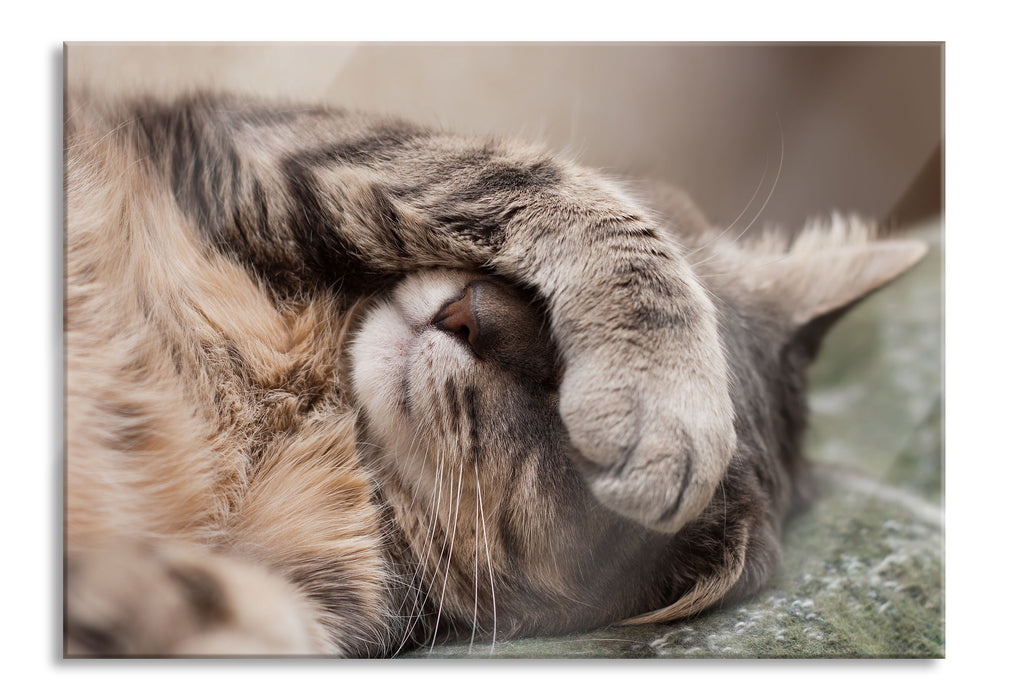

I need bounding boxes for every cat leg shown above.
[105,96,736,535]
[64,540,331,656]
[485,179,735,535]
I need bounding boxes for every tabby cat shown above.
[63,92,926,656]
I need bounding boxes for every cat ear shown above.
[749,237,928,358]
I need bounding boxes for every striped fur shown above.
[64,91,926,656]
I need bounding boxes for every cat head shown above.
[349,217,927,638]
[351,268,566,517]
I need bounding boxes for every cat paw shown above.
[65,541,325,656]
[560,331,735,534]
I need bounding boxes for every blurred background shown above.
[66,42,942,234]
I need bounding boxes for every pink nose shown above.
[433,285,479,347]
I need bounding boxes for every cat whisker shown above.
[675,142,767,264]
[474,455,498,654]
[385,439,433,657]
[386,432,424,651]
[689,115,785,270]
[429,457,465,651]
[715,151,771,244]
[470,481,480,653]
[400,445,461,653]
[393,442,445,655]
[732,114,785,244]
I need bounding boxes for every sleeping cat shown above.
[63,91,926,656]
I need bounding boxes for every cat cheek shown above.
[350,302,416,435]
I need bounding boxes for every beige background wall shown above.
[66,42,942,232]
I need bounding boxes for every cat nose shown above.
[432,279,559,381]
[433,285,479,347]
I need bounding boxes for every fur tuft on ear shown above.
[708,214,927,357]
[771,237,928,328]
[697,214,928,361]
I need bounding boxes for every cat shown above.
[63,91,926,656]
